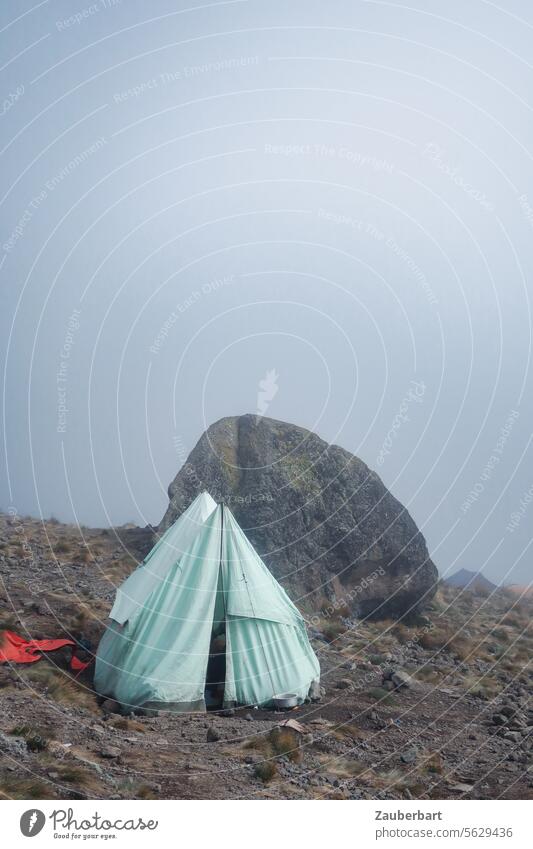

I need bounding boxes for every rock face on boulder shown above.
[159,415,438,619]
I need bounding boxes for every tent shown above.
[94,502,320,712]
[109,491,217,625]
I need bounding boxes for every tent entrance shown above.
[204,565,226,710]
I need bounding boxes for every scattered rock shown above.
[449,783,474,794]
[308,681,325,702]
[400,749,417,764]
[383,667,416,690]
[101,699,122,716]
[207,727,221,743]
[278,719,306,734]
[100,746,121,759]
[0,731,27,759]
[503,731,522,743]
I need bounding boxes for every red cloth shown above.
[0,630,75,664]
[69,654,92,672]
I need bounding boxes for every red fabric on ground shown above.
[69,654,92,672]
[0,630,75,664]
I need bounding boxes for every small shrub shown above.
[0,778,54,799]
[269,728,301,762]
[9,724,32,737]
[419,628,452,651]
[392,624,413,644]
[321,622,345,643]
[334,723,365,742]
[9,724,49,751]
[134,784,157,799]
[424,751,443,774]
[368,687,394,704]
[111,717,146,733]
[244,735,273,756]
[0,614,19,633]
[254,761,277,783]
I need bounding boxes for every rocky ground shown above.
[0,513,531,800]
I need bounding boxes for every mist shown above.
[1,0,533,587]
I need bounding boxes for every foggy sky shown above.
[1,0,533,586]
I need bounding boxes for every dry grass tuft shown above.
[269,728,301,762]
[368,686,394,704]
[244,727,301,764]
[0,777,54,799]
[110,717,146,733]
[9,724,52,752]
[24,664,96,709]
[254,761,277,783]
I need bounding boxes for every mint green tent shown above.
[109,491,216,625]
[94,503,320,712]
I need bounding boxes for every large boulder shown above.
[159,415,438,619]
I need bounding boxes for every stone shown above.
[336,678,352,690]
[278,719,306,734]
[101,699,122,715]
[400,749,417,764]
[0,731,27,759]
[391,669,415,689]
[100,746,120,759]
[504,731,522,743]
[207,727,220,742]
[159,415,438,619]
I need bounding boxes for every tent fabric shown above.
[95,508,223,709]
[109,491,217,625]
[219,508,305,626]
[224,617,320,707]
[94,502,320,711]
